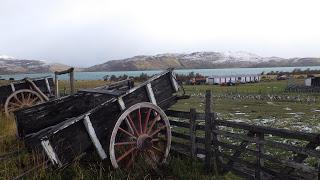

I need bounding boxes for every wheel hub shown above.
[137,134,152,150]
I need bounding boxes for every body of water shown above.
[1,66,320,80]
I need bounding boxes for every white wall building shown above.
[206,74,261,85]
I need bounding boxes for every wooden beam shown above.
[83,115,107,159]
[146,83,157,105]
[70,70,75,94]
[41,139,62,167]
[221,131,255,174]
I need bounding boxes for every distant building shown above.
[305,77,320,87]
[206,74,261,85]
[189,77,206,85]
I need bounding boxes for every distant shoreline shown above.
[1,66,320,81]
[3,65,320,75]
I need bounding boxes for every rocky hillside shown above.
[2,52,320,74]
[0,55,74,74]
[86,51,320,71]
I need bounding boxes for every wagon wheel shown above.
[4,89,44,118]
[109,102,171,169]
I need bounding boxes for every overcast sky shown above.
[0,0,320,67]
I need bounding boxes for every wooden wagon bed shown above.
[15,70,180,168]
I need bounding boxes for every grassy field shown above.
[1,79,319,179]
[171,80,320,133]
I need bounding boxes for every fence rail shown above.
[167,90,320,180]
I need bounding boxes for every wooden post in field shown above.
[255,132,264,179]
[190,108,197,159]
[54,67,75,97]
[70,69,75,94]
[204,90,213,174]
[54,73,59,98]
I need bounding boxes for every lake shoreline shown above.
[1,66,320,80]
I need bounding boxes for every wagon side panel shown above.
[151,73,177,108]
[49,121,93,164]
[0,85,13,105]
[33,78,54,96]
[15,93,113,137]
[122,87,149,108]
[89,101,122,148]
[12,82,29,91]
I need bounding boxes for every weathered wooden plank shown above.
[215,120,320,142]
[15,93,113,137]
[194,118,320,142]
[221,131,255,174]
[217,141,318,176]
[282,141,319,175]
[151,73,175,104]
[166,110,190,119]
[123,86,149,108]
[169,120,190,128]
[171,131,190,140]
[214,129,320,158]
[217,160,255,180]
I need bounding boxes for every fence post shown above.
[70,69,75,94]
[205,90,213,174]
[54,73,59,98]
[255,132,264,179]
[190,108,197,159]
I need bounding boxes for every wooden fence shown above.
[166,90,320,180]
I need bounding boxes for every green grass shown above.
[172,82,320,133]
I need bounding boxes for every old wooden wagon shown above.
[0,68,77,118]
[15,69,182,169]
[0,77,54,118]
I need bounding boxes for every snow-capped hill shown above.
[86,51,320,71]
[0,56,75,74]
[0,54,15,60]
[222,51,262,62]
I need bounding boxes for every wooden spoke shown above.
[9,102,21,108]
[138,108,142,134]
[152,138,160,142]
[150,125,167,137]
[7,107,18,113]
[127,114,140,136]
[26,93,31,103]
[21,92,25,103]
[116,147,136,163]
[151,146,164,155]
[29,97,40,105]
[147,114,161,134]
[118,127,137,139]
[13,95,23,104]
[115,141,136,146]
[126,149,137,169]
[143,108,152,133]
